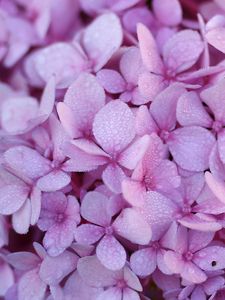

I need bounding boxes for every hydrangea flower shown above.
[7,243,78,300]
[63,100,150,193]
[164,224,225,284]
[75,191,151,270]
[1,0,225,299]
[77,255,143,300]
[37,192,80,256]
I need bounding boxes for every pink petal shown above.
[159,222,180,251]
[123,266,143,291]
[118,135,150,170]
[97,287,122,300]
[138,71,165,101]
[153,0,182,26]
[34,43,85,88]
[178,214,221,232]
[1,96,39,134]
[39,251,78,285]
[83,13,122,71]
[4,146,51,179]
[37,170,70,192]
[102,164,127,194]
[38,76,55,121]
[203,275,225,295]
[200,78,225,123]
[194,246,225,271]
[130,248,157,276]
[131,87,149,105]
[97,69,126,94]
[7,252,40,271]
[62,140,108,172]
[64,271,102,300]
[191,286,207,300]
[164,251,184,274]
[12,199,31,234]
[120,47,143,85]
[81,191,112,226]
[194,187,225,214]
[137,23,163,73]
[77,255,118,287]
[209,144,225,179]
[57,103,80,138]
[152,160,181,192]
[0,263,14,296]
[168,126,215,172]
[150,84,186,131]
[0,184,29,215]
[43,222,75,257]
[74,224,104,245]
[206,28,225,54]
[30,187,41,226]
[157,249,173,275]
[113,208,152,245]
[218,130,225,164]
[122,179,146,207]
[189,230,214,253]
[163,30,204,73]
[69,139,109,157]
[176,91,212,127]
[123,8,153,35]
[63,73,105,138]
[96,235,126,270]
[48,114,68,162]
[181,262,207,284]
[205,171,225,203]
[0,216,8,247]
[135,105,158,136]
[18,269,47,300]
[123,288,140,300]
[93,100,135,154]
[40,192,67,216]
[140,192,177,240]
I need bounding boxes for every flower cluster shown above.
[1,0,225,299]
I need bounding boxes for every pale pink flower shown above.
[25,13,123,88]
[0,253,14,297]
[122,133,180,207]
[38,192,80,256]
[7,243,78,300]
[75,191,151,270]
[97,46,148,104]
[78,255,143,300]
[63,100,150,193]
[164,224,225,284]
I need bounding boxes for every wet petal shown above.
[96,235,126,270]
[83,13,123,71]
[93,100,135,154]
[168,126,215,172]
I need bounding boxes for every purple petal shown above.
[97,69,126,94]
[130,248,157,276]
[168,126,215,172]
[163,30,204,73]
[93,100,135,154]
[153,0,182,26]
[83,13,122,71]
[0,184,29,215]
[194,246,225,271]
[81,191,112,226]
[96,235,126,270]
[75,224,104,245]
[113,208,152,245]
